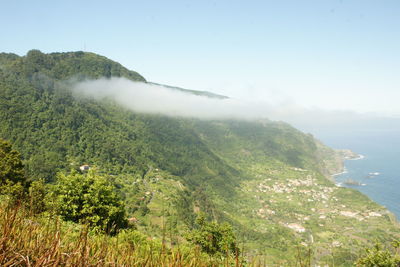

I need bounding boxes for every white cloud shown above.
[71,77,400,134]
[72,77,299,120]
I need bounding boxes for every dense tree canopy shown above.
[0,138,25,185]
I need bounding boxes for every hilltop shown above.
[0,50,399,265]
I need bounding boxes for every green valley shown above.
[0,50,399,266]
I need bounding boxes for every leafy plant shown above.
[186,213,238,256]
[356,242,400,267]
[0,138,25,185]
[28,179,47,214]
[50,170,128,233]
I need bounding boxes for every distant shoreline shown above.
[331,151,364,185]
[345,154,365,161]
[332,168,348,177]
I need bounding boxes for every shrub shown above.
[50,170,128,233]
[28,179,47,214]
[185,213,238,256]
[356,242,400,267]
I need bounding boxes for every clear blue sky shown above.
[2,0,400,115]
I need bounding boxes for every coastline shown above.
[331,168,348,178]
[345,154,365,161]
[331,152,364,177]
[332,151,399,221]
[322,148,362,181]
[330,150,364,186]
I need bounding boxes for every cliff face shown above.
[318,147,362,180]
[313,139,346,179]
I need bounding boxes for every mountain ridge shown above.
[1,50,399,265]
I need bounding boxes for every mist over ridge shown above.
[72,77,400,136]
[72,77,285,120]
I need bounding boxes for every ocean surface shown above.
[314,128,400,220]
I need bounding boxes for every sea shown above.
[314,127,400,220]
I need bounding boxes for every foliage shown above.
[0,180,25,206]
[0,138,25,185]
[356,242,400,267]
[50,170,128,233]
[0,201,245,266]
[186,213,238,256]
[28,179,47,214]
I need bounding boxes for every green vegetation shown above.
[356,242,400,267]
[148,82,229,99]
[0,50,399,265]
[49,170,128,233]
[0,138,25,185]
[186,213,238,256]
[0,198,243,266]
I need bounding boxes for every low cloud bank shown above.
[71,77,400,132]
[72,77,300,120]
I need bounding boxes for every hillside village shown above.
[234,163,397,256]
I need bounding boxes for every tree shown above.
[356,242,400,267]
[51,170,128,234]
[0,138,25,185]
[185,213,238,256]
[28,179,47,214]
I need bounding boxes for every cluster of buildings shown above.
[252,171,384,234]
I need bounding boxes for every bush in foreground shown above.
[186,213,239,257]
[356,242,400,267]
[49,170,128,234]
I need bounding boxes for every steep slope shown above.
[148,82,229,99]
[0,50,398,265]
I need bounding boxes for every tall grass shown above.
[2,198,366,266]
[0,200,247,266]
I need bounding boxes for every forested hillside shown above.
[1,50,399,265]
